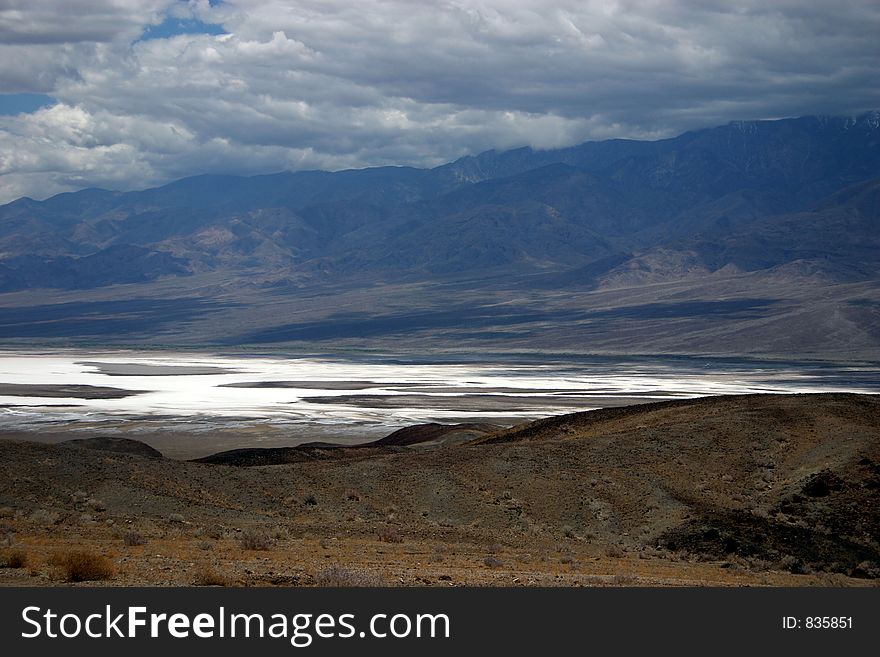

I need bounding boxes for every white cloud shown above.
[1,0,878,202]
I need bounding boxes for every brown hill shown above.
[193,423,499,466]
[60,437,164,459]
[193,442,357,467]
[0,393,877,586]
[369,422,498,447]
[471,393,880,575]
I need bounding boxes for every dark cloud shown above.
[0,0,878,202]
[0,0,171,44]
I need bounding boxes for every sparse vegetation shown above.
[192,567,229,586]
[30,509,59,526]
[377,526,403,543]
[0,549,27,568]
[777,555,809,575]
[314,565,385,587]
[53,551,114,582]
[483,556,503,568]
[853,560,880,579]
[240,529,273,551]
[303,494,318,506]
[0,522,14,547]
[605,545,626,558]
[122,531,146,546]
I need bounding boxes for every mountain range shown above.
[1,112,878,358]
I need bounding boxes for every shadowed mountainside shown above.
[0,113,879,357]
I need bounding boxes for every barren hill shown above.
[59,437,164,459]
[0,393,877,586]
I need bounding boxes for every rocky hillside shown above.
[0,393,877,586]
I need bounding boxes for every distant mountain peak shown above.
[0,112,878,359]
[856,109,880,129]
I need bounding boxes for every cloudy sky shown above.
[0,0,878,203]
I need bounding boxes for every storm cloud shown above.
[1,0,878,202]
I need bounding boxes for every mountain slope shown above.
[0,112,878,356]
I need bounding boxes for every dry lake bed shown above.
[0,350,877,458]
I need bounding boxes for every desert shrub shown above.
[560,556,574,565]
[852,561,880,579]
[345,490,360,502]
[376,526,403,543]
[197,540,214,551]
[54,551,114,582]
[0,550,27,568]
[776,555,809,575]
[240,529,273,551]
[192,567,228,586]
[483,556,503,568]
[314,565,385,587]
[604,545,626,558]
[303,494,318,506]
[122,531,146,547]
[168,513,185,525]
[610,573,638,586]
[30,509,60,526]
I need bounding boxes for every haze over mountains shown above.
[1,113,879,358]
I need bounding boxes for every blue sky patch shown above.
[138,17,226,42]
[0,93,56,115]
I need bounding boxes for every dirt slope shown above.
[0,393,877,586]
